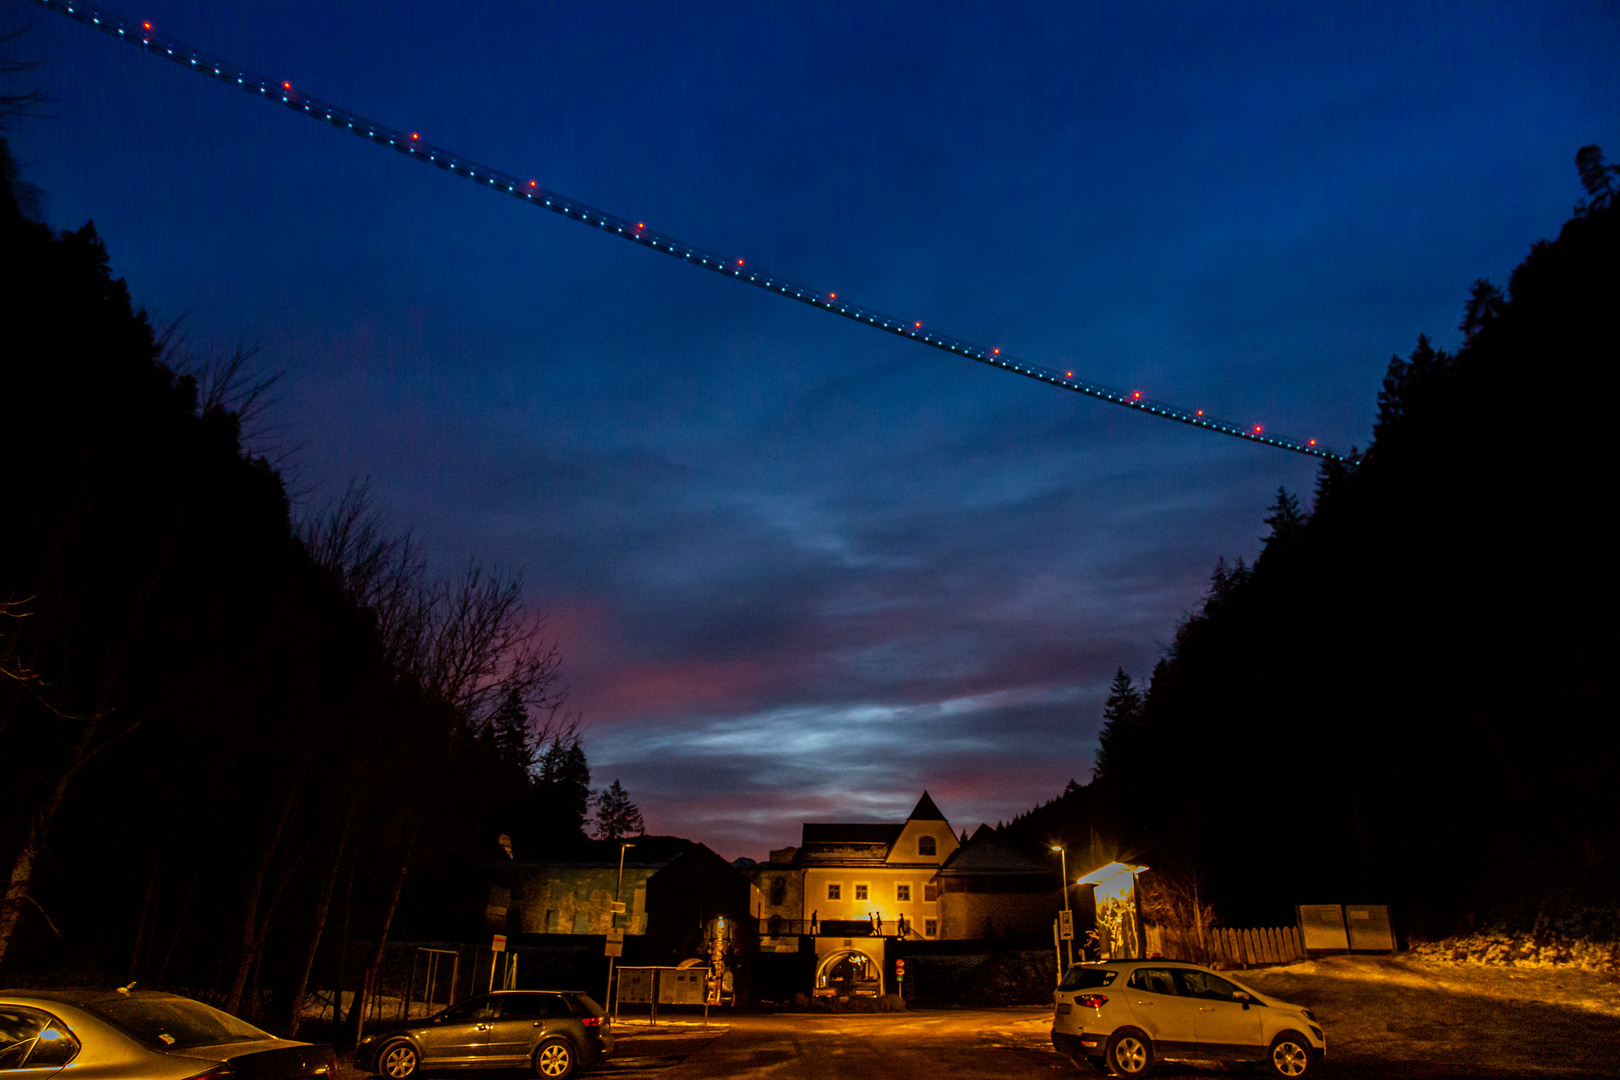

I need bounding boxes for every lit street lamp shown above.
[1051,845,1072,973]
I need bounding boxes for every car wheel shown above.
[1265,1032,1314,1079]
[1104,1028,1154,1077]
[533,1038,576,1079]
[378,1040,419,1080]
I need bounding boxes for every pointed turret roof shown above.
[907,791,947,822]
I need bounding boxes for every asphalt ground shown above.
[605,1010,1062,1078]
[599,955,1620,1078]
[340,958,1620,1079]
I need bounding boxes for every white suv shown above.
[1051,960,1325,1077]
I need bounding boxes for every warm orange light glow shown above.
[1196,410,1203,416]
[1065,371,1073,377]
[914,321,922,328]
[1254,425,1263,433]
[410,132,419,140]
[529,181,537,187]
[1309,439,1317,446]
[283,81,291,89]
[829,293,836,299]
[143,22,152,30]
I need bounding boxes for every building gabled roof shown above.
[935,825,1053,876]
[794,794,952,866]
[801,822,906,846]
[907,791,947,822]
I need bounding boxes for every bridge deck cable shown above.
[36,0,1342,461]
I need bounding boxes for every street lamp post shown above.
[1051,845,1072,973]
[607,841,634,1017]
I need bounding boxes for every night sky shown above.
[9,1,1616,857]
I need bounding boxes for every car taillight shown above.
[581,1016,601,1027]
[183,1069,235,1080]
[1078,995,1108,1009]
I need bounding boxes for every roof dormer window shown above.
[918,835,936,856]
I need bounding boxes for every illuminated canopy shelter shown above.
[1076,861,1148,959]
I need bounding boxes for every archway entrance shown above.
[814,948,883,997]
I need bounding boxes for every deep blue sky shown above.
[8,0,1616,857]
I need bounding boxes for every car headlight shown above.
[1303,1009,1316,1023]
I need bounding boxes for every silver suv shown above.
[1051,960,1325,1077]
[358,990,611,1079]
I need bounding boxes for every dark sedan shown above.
[356,990,611,1080]
[0,988,336,1080]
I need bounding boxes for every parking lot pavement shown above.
[605,1009,1068,1079]
[341,964,1620,1080]
[603,984,1620,1079]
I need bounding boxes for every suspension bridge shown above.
[34,0,1344,461]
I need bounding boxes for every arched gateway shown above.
[814,947,884,997]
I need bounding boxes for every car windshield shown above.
[1058,966,1118,990]
[83,997,272,1051]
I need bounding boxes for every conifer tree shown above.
[1260,487,1306,556]
[1459,278,1505,340]
[536,735,592,833]
[1093,667,1143,782]
[490,687,533,771]
[1574,144,1618,215]
[593,779,644,841]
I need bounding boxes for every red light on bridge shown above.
[737,259,745,266]
[529,181,537,187]
[1132,391,1142,400]
[914,322,922,328]
[829,293,836,299]
[1254,425,1263,434]
[1196,410,1203,416]
[1066,371,1073,378]
[1309,439,1317,446]
[143,22,152,30]
[993,348,1000,355]
[283,81,291,90]
[410,132,419,140]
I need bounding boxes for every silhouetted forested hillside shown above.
[0,136,588,1035]
[1014,167,1618,936]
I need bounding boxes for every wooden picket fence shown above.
[1145,924,1305,968]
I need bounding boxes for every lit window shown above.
[924,919,938,938]
[855,884,869,901]
[896,884,911,902]
[828,883,841,901]
[918,836,936,856]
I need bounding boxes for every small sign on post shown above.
[491,934,507,953]
[604,942,623,957]
[1059,910,1074,940]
